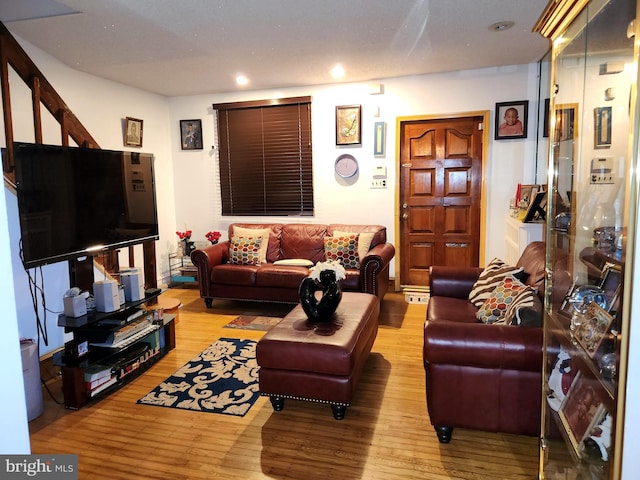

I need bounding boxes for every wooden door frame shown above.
[393,111,491,292]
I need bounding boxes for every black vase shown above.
[298,270,342,322]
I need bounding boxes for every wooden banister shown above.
[0,21,157,291]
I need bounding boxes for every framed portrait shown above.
[519,184,538,208]
[336,105,362,145]
[373,121,386,156]
[124,117,143,148]
[574,303,614,358]
[495,100,528,140]
[180,119,203,150]
[558,371,605,458]
[600,262,622,313]
[594,106,612,149]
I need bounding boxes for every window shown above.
[213,96,313,216]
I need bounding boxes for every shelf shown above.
[57,290,161,329]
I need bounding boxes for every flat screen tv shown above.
[12,142,159,269]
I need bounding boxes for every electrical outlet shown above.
[591,174,614,184]
[371,179,386,188]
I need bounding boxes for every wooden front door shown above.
[399,116,483,287]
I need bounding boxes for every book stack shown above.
[87,313,156,348]
[84,364,117,397]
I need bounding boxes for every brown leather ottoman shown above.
[256,292,379,419]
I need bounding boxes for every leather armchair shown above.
[423,241,545,443]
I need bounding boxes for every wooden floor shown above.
[29,289,539,479]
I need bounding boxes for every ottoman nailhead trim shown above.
[260,392,349,407]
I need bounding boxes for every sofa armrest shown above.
[190,241,230,300]
[360,242,396,300]
[423,320,542,372]
[429,266,483,299]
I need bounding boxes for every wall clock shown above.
[335,154,359,178]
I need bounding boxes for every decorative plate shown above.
[335,154,358,178]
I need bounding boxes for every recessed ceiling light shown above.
[489,21,514,32]
[331,64,345,79]
[236,74,249,86]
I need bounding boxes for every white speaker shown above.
[94,280,120,313]
[122,268,144,302]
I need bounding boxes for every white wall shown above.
[169,62,545,275]
[0,150,30,453]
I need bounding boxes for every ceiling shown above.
[0,0,551,97]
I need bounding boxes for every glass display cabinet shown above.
[535,0,639,478]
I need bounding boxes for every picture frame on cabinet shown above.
[573,303,614,358]
[495,100,528,139]
[554,104,576,143]
[594,106,612,149]
[523,190,547,223]
[336,105,362,145]
[519,184,538,208]
[124,117,143,148]
[600,262,622,314]
[558,372,606,458]
[180,119,203,150]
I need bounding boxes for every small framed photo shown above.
[124,117,143,148]
[594,106,612,149]
[519,184,538,208]
[523,190,547,223]
[573,303,614,358]
[559,279,578,317]
[554,104,577,143]
[495,100,528,140]
[600,262,622,313]
[336,105,362,145]
[373,121,386,156]
[180,119,203,150]
[558,372,605,458]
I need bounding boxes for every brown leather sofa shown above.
[191,223,395,308]
[423,241,546,443]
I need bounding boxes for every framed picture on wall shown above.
[594,106,612,148]
[495,100,528,140]
[336,105,361,145]
[124,117,143,148]
[373,121,386,156]
[180,119,203,150]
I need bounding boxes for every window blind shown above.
[213,96,313,216]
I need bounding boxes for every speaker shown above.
[122,268,144,302]
[94,280,120,313]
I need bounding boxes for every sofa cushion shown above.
[427,296,481,324]
[476,276,528,324]
[324,235,360,268]
[211,263,258,286]
[468,258,524,308]
[233,226,270,264]
[333,229,375,262]
[255,264,310,289]
[228,236,263,265]
[280,224,327,263]
[507,289,543,327]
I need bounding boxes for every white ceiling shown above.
[0,0,551,97]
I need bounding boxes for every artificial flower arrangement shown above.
[176,229,192,240]
[206,230,222,244]
[308,260,346,282]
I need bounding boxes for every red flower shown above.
[176,230,192,240]
[206,231,222,242]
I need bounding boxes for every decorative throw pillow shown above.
[232,226,270,264]
[506,288,543,327]
[476,276,528,324]
[324,235,360,269]
[468,258,525,308]
[333,230,375,261]
[228,236,263,265]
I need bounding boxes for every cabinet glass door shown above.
[541,0,637,478]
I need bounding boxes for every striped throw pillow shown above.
[468,258,525,308]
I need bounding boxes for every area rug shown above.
[223,315,283,331]
[137,338,259,416]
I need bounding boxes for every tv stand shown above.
[53,290,175,409]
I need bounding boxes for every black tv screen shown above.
[13,142,159,269]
